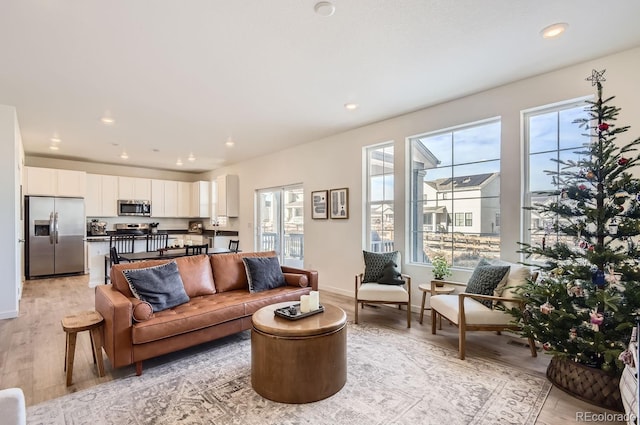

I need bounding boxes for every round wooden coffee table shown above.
[251,301,347,403]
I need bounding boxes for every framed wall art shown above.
[330,188,349,219]
[311,190,328,219]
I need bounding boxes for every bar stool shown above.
[61,310,105,386]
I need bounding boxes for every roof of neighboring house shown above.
[425,172,498,191]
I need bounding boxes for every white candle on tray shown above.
[300,295,311,313]
[309,291,320,310]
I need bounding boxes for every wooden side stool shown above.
[61,310,105,386]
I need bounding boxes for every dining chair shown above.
[228,239,240,253]
[185,244,209,255]
[146,233,169,252]
[109,234,135,254]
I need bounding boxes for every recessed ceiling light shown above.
[314,1,335,17]
[120,151,128,159]
[50,137,61,143]
[541,22,568,39]
[176,158,183,166]
[225,137,235,147]
[101,113,115,125]
[188,153,196,162]
[49,145,60,151]
[344,103,359,110]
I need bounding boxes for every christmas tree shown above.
[511,69,640,374]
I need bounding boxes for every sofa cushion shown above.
[500,267,534,309]
[284,273,308,287]
[131,298,154,322]
[211,251,277,292]
[174,254,216,297]
[362,251,400,283]
[465,259,510,308]
[123,261,190,312]
[243,256,286,293]
[112,259,171,298]
[430,294,513,326]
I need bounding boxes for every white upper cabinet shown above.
[216,175,238,217]
[191,181,210,218]
[24,167,86,197]
[118,177,151,200]
[177,182,191,218]
[86,174,118,217]
[151,179,178,217]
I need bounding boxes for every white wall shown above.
[0,105,21,318]
[202,47,640,305]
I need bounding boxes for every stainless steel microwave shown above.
[117,200,151,216]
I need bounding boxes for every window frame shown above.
[522,96,592,249]
[364,141,395,253]
[408,117,501,268]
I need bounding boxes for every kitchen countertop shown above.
[86,229,238,242]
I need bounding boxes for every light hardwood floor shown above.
[0,275,626,424]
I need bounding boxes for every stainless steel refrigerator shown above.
[25,196,85,278]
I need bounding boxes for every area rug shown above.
[28,323,550,425]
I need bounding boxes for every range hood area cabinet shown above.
[24,166,86,198]
[118,176,151,200]
[216,175,238,218]
[85,174,118,217]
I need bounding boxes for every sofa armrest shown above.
[281,266,318,291]
[95,285,135,368]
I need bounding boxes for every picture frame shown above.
[311,190,328,219]
[329,188,349,219]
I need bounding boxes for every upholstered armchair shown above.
[429,261,538,360]
[354,251,411,327]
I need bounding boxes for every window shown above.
[524,99,590,252]
[255,185,304,267]
[365,143,394,252]
[410,118,501,268]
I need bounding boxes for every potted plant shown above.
[431,255,452,284]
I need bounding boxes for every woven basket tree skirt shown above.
[546,356,623,412]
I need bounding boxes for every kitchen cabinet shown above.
[118,176,151,200]
[191,181,210,218]
[86,174,118,217]
[177,182,191,218]
[151,179,178,217]
[24,167,86,197]
[216,175,239,217]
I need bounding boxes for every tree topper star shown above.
[586,69,606,86]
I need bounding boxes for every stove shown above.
[115,223,150,235]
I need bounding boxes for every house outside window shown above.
[409,118,501,268]
[523,98,591,254]
[366,142,395,252]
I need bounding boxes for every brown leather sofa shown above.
[95,251,317,375]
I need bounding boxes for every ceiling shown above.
[2,1,640,173]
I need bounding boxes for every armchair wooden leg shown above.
[528,337,538,357]
[406,304,411,328]
[431,311,437,334]
[459,327,466,360]
[355,298,359,324]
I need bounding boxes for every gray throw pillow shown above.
[123,261,189,312]
[363,251,400,283]
[466,259,510,308]
[243,256,286,293]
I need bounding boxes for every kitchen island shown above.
[86,230,237,287]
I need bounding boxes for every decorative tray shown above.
[274,303,324,320]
